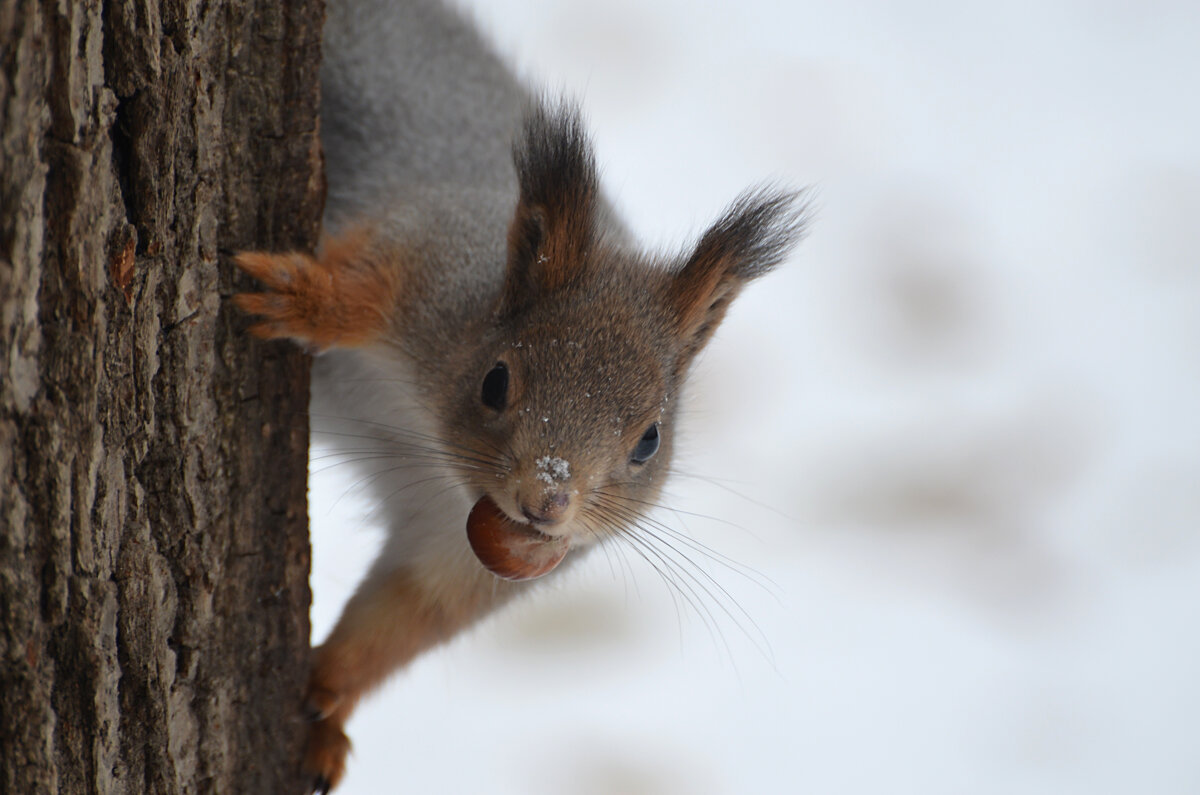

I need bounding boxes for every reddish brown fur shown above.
[669,252,737,344]
[234,226,401,350]
[303,568,495,790]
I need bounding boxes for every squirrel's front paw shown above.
[233,229,397,350]
[304,717,352,794]
[233,250,327,345]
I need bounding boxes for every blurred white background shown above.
[310,1,1200,792]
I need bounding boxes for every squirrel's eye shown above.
[630,423,660,464]
[481,362,508,411]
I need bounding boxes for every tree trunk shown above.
[0,1,323,792]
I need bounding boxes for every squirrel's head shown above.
[451,99,811,580]
[232,97,809,582]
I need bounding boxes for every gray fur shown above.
[321,0,526,222]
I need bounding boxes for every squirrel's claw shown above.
[303,684,341,723]
[303,717,351,794]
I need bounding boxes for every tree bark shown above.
[1,1,323,792]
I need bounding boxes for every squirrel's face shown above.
[456,293,679,550]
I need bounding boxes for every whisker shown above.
[602,516,737,665]
[575,513,640,599]
[597,484,748,531]
[314,377,512,460]
[582,514,693,652]
[311,426,508,472]
[587,499,775,667]
[312,456,489,480]
[593,492,780,599]
[310,412,512,468]
[668,467,797,523]
[310,443,499,471]
[365,473,468,527]
[327,462,454,515]
[396,477,474,529]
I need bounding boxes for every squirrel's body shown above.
[235,0,807,791]
[315,0,534,622]
[323,0,523,206]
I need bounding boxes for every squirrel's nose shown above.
[521,490,570,526]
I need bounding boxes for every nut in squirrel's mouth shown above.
[466,495,570,581]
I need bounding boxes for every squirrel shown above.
[233,0,809,791]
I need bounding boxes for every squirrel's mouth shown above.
[466,495,569,581]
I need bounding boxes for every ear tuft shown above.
[670,186,814,352]
[504,98,600,305]
[512,98,598,225]
[692,186,813,282]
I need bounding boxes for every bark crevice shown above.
[1,1,323,792]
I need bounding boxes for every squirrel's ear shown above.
[503,99,599,308]
[668,187,810,354]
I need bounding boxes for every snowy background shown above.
[310,1,1200,792]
